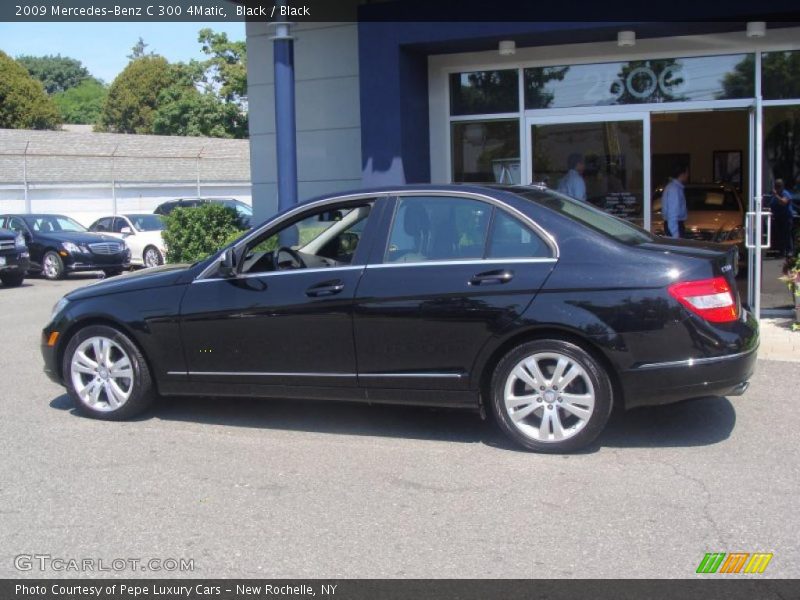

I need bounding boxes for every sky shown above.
[0,22,246,83]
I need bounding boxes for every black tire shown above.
[143,245,164,268]
[103,269,123,277]
[0,272,25,287]
[62,324,155,420]
[42,250,65,280]
[489,339,613,453]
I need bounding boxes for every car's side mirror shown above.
[219,247,237,278]
[120,227,133,235]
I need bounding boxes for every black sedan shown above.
[1,214,131,280]
[41,185,758,452]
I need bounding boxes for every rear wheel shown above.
[63,325,155,420]
[143,246,163,268]
[489,339,613,453]
[0,272,25,287]
[103,269,123,277]
[42,251,64,280]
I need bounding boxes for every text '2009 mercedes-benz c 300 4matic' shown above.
[41,185,758,452]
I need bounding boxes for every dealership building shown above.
[244,16,800,316]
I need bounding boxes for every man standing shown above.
[557,153,587,202]
[662,163,689,239]
[770,178,795,258]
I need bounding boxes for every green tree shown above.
[524,66,570,109]
[0,50,61,129]
[197,28,247,106]
[53,78,108,124]
[162,204,241,263]
[97,55,173,133]
[127,37,153,60]
[16,54,90,94]
[153,85,247,138]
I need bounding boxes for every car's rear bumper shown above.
[620,345,758,408]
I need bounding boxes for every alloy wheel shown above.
[70,336,134,412]
[144,247,161,268]
[43,253,60,279]
[503,352,596,443]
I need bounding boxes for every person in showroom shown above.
[557,153,587,202]
[662,163,689,239]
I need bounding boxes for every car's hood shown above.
[684,211,743,233]
[66,263,190,301]
[37,231,122,244]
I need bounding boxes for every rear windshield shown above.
[513,188,654,245]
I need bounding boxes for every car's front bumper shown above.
[0,251,30,273]
[63,251,130,272]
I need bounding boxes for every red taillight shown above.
[668,277,739,323]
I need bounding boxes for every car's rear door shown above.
[353,192,557,394]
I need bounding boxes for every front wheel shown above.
[143,246,164,268]
[42,251,65,280]
[489,339,613,453]
[63,325,155,420]
[0,272,25,287]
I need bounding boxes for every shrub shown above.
[162,204,241,264]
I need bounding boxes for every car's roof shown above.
[1,213,71,218]
[298,183,548,206]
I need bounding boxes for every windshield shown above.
[515,188,654,245]
[27,215,86,233]
[215,199,252,216]
[126,214,164,231]
[653,188,741,212]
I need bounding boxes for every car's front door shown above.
[177,196,385,391]
[353,193,557,393]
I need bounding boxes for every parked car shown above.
[41,185,757,453]
[0,225,30,287]
[1,214,130,280]
[89,214,167,268]
[154,197,253,229]
[652,183,745,253]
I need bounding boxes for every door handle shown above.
[306,280,345,297]
[469,269,514,286]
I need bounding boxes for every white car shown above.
[88,214,167,268]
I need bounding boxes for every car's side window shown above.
[237,202,374,276]
[111,218,128,233]
[385,196,491,263]
[487,210,550,259]
[8,217,28,234]
[93,217,112,232]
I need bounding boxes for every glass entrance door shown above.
[759,105,800,314]
[525,114,649,228]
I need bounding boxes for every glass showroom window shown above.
[524,54,754,109]
[449,69,519,115]
[451,120,520,183]
[761,50,800,100]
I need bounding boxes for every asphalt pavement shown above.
[0,275,798,578]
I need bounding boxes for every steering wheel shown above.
[273,246,306,270]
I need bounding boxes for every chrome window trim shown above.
[369,258,557,269]
[192,264,365,284]
[635,348,756,370]
[194,189,560,282]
